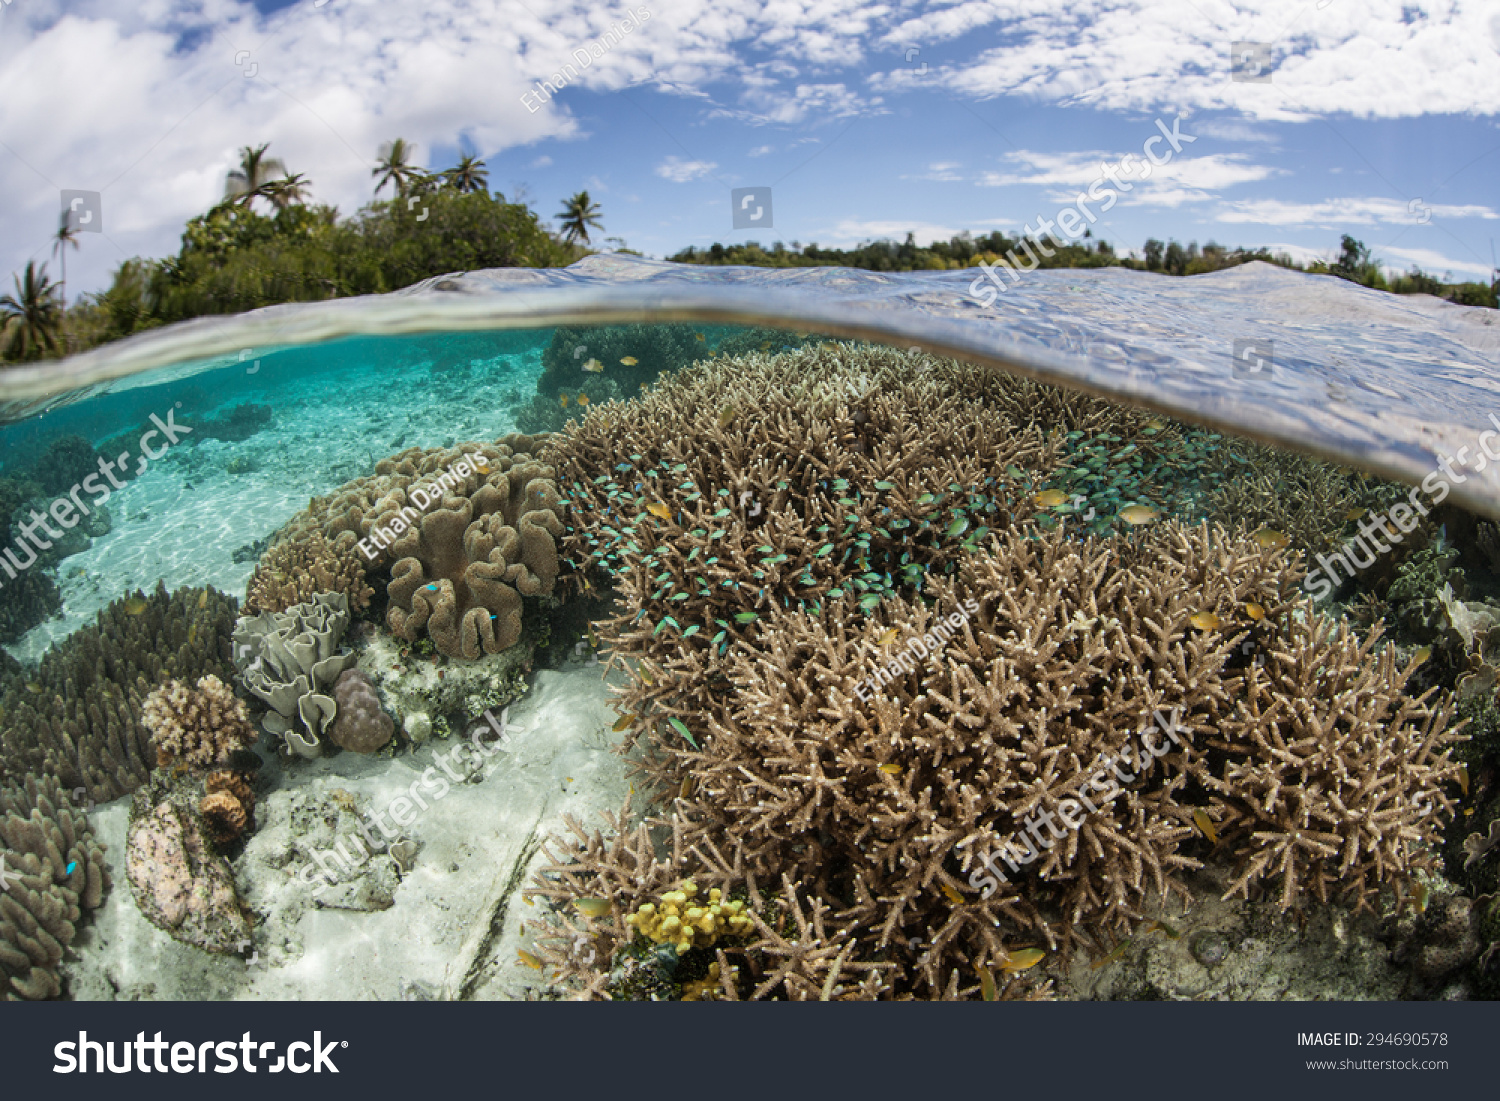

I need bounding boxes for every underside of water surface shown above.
[0,258,1497,1001]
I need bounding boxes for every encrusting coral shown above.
[625,880,753,954]
[259,436,563,659]
[142,674,257,769]
[233,591,355,757]
[0,583,239,804]
[0,774,109,999]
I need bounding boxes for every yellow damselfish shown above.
[517,949,544,970]
[574,898,611,918]
[1035,489,1068,508]
[123,596,149,615]
[1189,612,1221,630]
[646,501,673,520]
[941,883,964,905]
[1118,504,1158,525]
[1244,602,1265,621]
[876,627,899,646]
[1252,527,1289,549]
[1002,948,1045,972]
[620,356,638,366]
[879,763,903,775]
[1192,808,1219,845]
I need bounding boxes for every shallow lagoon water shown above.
[1,257,1497,1002]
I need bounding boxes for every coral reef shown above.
[233,592,355,757]
[142,674,257,769]
[0,774,109,999]
[125,787,251,954]
[524,342,1464,998]
[327,668,394,754]
[0,569,61,644]
[196,403,272,443]
[538,323,710,400]
[35,434,101,496]
[1205,439,1384,554]
[243,530,373,615]
[258,436,562,660]
[0,584,239,804]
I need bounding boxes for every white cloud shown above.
[528,155,553,168]
[902,161,963,181]
[747,144,775,157]
[655,156,718,182]
[1375,245,1495,279]
[976,148,1274,207]
[871,1,1500,121]
[1216,197,1499,227]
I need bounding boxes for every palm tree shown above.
[0,262,63,362]
[557,191,603,246]
[223,143,290,212]
[52,218,79,307]
[373,139,426,199]
[262,172,313,211]
[443,154,488,194]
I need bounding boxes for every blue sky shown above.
[1,0,1497,301]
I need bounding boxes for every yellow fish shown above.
[188,625,198,646]
[26,681,43,695]
[695,333,706,342]
[620,356,638,366]
[646,501,673,520]
[1192,808,1219,845]
[1090,941,1131,970]
[1244,602,1265,621]
[1458,764,1469,796]
[638,664,655,686]
[197,590,208,609]
[582,358,604,373]
[876,627,899,646]
[941,883,964,905]
[718,405,737,428]
[1001,948,1045,972]
[574,898,611,918]
[1035,489,1068,508]
[680,775,695,799]
[1190,612,1221,630]
[577,392,589,406]
[879,763,903,775]
[1343,508,1366,522]
[560,393,570,408]
[524,895,535,906]
[1413,881,1429,912]
[1252,527,1289,549]
[1413,646,1431,668]
[1118,504,1158,526]
[1143,419,1166,432]
[759,341,772,351]
[517,949,544,970]
[123,596,149,615]
[612,714,634,732]
[980,971,998,1001]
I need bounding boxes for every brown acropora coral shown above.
[143,674,257,769]
[262,435,563,659]
[0,583,240,804]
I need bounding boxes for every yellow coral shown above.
[625,881,754,954]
